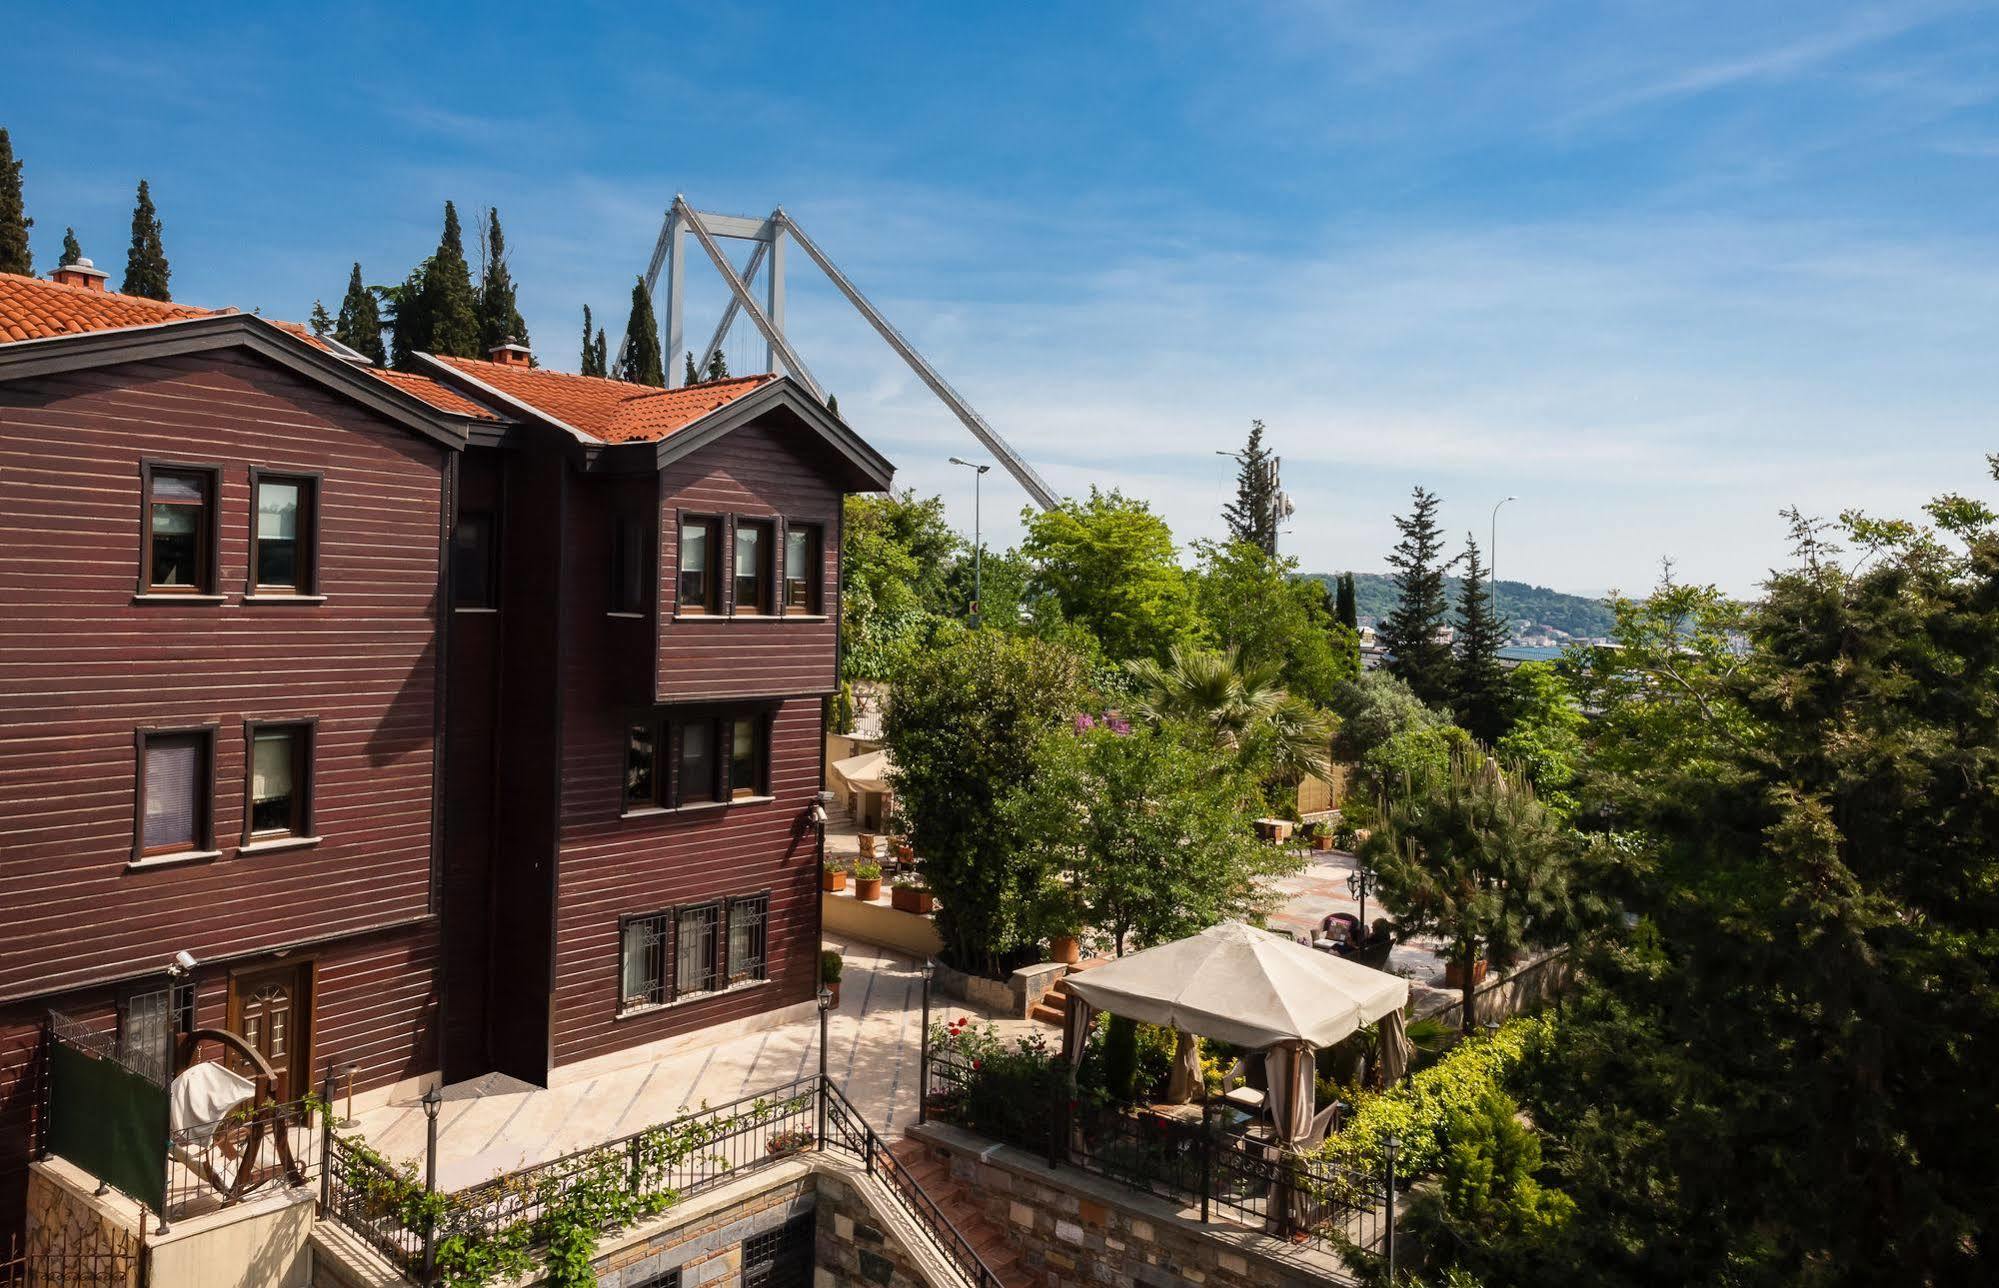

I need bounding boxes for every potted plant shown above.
[891,835,914,862]
[821,949,844,1007]
[891,877,934,914]
[1305,821,1336,852]
[1033,880,1085,965]
[821,861,848,893]
[852,862,883,901]
[1443,952,1489,990]
[766,1127,815,1156]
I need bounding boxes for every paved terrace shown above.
[349,935,1034,1192]
[1264,845,1458,1015]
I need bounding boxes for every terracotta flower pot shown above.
[826,981,841,1008]
[854,876,883,902]
[892,886,935,914]
[1443,957,1489,990]
[1050,934,1081,965]
[822,869,847,893]
[1311,834,1335,852]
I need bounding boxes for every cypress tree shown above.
[335,263,387,365]
[475,207,527,353]
[423,201,480,359]
[122,179,171,300]
[0,128,30,275]
[1380,486,1457,708]
[1222,419,1280,554]
[592,327,607,378]
[1335,572,1358,631]
[616,278,664,387]
[827,393,839,417]
[387,262,431,370]
[309,299,333,338]
[704,349,730,381]
[683,350,699,386]
[580,306,600,375]
[60,227,81,267]
[1452,534,1509,744]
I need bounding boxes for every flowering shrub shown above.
[928,1018,1062,1150]
[1318,1016,1542,1179]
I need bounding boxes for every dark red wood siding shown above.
[655,423,843,702]
[0,352,449,1003]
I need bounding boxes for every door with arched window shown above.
[227,963,312,1102]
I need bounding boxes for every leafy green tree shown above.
[1400,1089,1574,1283]
[1364,749,1578,1027]
[1008,720,1287,957]
[1221,418,1280,554]
[616,277,664,386]
[0,128,30,275]
[334,263,386,365]
[1335,571,1358,632]
[1333,670,1466,802]
[1380,487,1457,707]
[1022,487,1198,665]
[59,228,81,267]
[1127,645,1332,787]
[424,201,480,359]
[475,207,527,353]
[1192,539,1356,707]
[122,179,171,300]
[881,628,1089,975]
[1453,534,1509,745]
[1493,663,1583,819]
[308,299,333,338]
[840,491,961,680]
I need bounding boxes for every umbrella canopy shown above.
[831,749,894,794]
[1064,921,1409,1051]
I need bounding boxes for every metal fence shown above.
[322,1133,428,1272]
[926,1051,1388,1253]
[0,1231,140,1288]
[165,1095,320,1223]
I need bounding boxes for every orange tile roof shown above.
[429,355,774,443]
[0,271,499,423]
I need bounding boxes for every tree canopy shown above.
[334,263,386,365]
[1380,486,1457,707]
[1021,487,1197,666]
[121,179,170,300]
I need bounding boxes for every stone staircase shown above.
[1027,958,1111,1027]
[887,1137,1036,1287]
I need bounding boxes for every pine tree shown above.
[580,306,601,375]
[1453,534,1509,744]
[309,299,333,338]
[475,207,527,354]
[704,349,729,381]
[1221,419,1280,554]
[422,201,480,360]
[60,228,81,267]
[0,128,31,275]
[122,179,171,300]
[1335,572,1358,631]
[616,278,664,387]
[683,350,699,386]
[334,263,386,365]
[1381,486,1457,708]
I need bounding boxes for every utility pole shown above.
[1491,496,1516,635]
[1216,448,1294,556]
[949,456,990,624]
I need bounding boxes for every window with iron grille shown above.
[742,1214,815,1288]
[120,980,194,1084]
[619,912,670,1012]
[630,1270,681,1288]
[727,894,769,986]
[673,903,720,999]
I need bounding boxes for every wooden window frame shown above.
[731,517,776,616]
[133,724,218,861]
[782,521,822,616]
[241,718,317,845]
[247,469,321,596]
[137,460,221,596]
[726,714,771,800]
[672,716,723,807]
[675,512,722,615]
[623,717,665,812]
[451,509,500,610]
[618,910,671,1013]
[609,512,652,616]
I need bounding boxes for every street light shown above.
[816,984,834,1146]
[948,456,991,624]
[1490,496,1516,630]
[918,959,936,1125]
[1384,1133,1401,1282]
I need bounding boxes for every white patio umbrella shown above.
[1063,921,1409,1149]
[831,749,894,794]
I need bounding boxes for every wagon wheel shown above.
[176,1027,306,1201]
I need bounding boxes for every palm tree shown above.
[1127,644,1332,780]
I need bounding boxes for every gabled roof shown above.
[425,355,774,443]
[0,271,494,423]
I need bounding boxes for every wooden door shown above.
[227,963,312,1102]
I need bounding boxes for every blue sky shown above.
[8,2,1998,596]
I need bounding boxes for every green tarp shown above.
[47,1038,168,1213]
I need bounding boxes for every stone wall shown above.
[593,1170,814,1287]
[1417,948,1574,1032]
[907,1123,1353,1287]
[812,1169,934,1288]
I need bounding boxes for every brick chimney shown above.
[487,338,532,368]
[50,258,110,292]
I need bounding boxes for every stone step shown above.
[888,1135,1035,1288]
[1028,1001,1066,1027]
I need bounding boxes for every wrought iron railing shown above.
[165,1094,322,1221]
[820,1078,1004,1288]
[323,1132,427,1272]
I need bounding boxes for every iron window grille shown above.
[742,1213,815,1287]
[674,903,721,1000]
[727,893,769,986]
[620,912,671,1012]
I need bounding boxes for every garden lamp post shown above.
[1384,1133,1401,1283]
[421,1085,443,1281]
[1347,862,1371,927]
[817,984,834,1145]
[918,959,935,1125]
[948,456,990,624]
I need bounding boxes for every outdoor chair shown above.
[1220,1057,1267,1119]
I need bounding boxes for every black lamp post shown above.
[817,984,833,1146]
[1384,1132,1400,1282]
[1347,862,1371,927]
[917,959,935,1125]
[421,1085,443,1281]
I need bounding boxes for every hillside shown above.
[1308,572,1616,640]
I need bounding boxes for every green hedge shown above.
[1318,1016,1541,1179]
